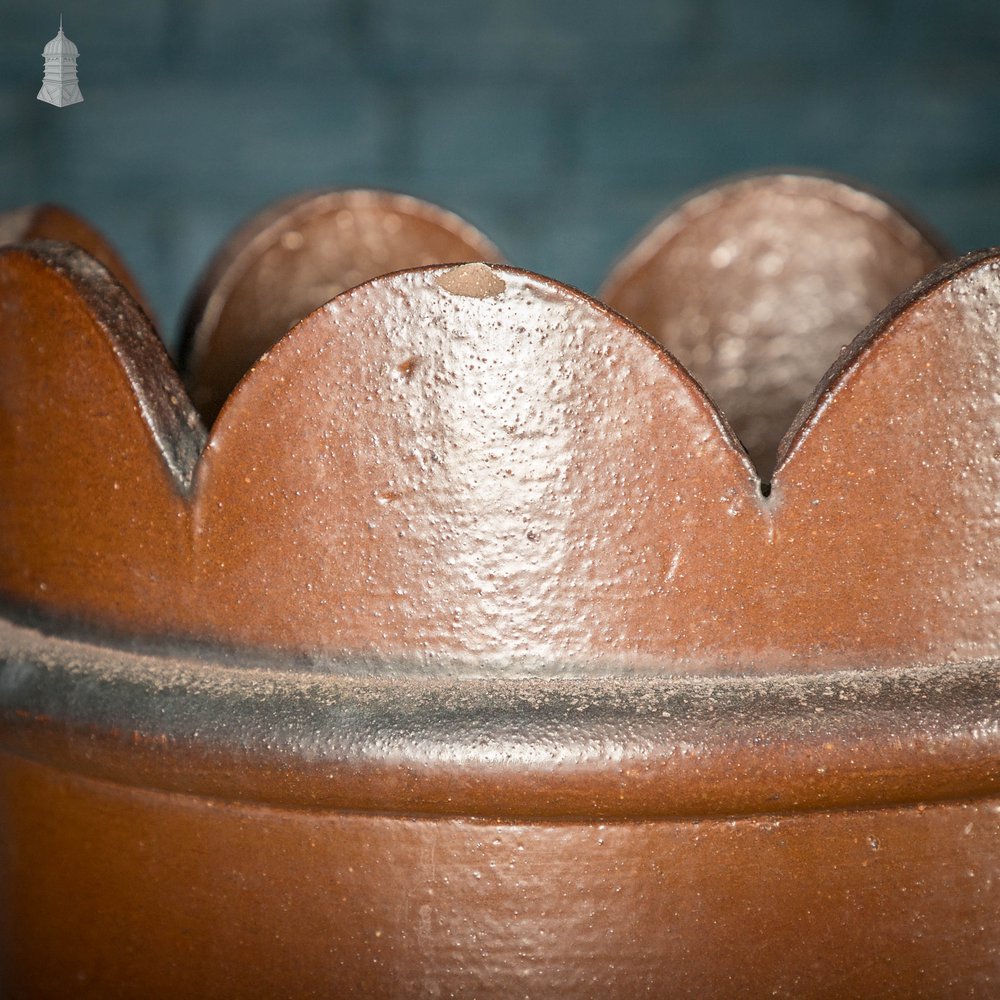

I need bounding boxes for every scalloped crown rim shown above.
[8,238,1000,503]
[5,241,760,498]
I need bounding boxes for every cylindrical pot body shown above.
[0,619,997,998]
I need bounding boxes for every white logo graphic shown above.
[37,16,83,108]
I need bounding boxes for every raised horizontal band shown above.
[0,616,997,820]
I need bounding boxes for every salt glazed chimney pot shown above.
[0,177,997,998]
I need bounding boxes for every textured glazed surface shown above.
[0,620,997,997]
[2,752,996,999]
[1,196,999,998]
[4,243,1000,670]
[180,189,502,422]
[602,173,948,479]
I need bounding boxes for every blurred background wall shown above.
[1,0,999,351]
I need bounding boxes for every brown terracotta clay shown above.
[602,172,950,479]
[179,189,502,422]
[0,183,998,997]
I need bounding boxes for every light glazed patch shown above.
[436,262,507,298]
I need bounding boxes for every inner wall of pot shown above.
[602,179,948,481]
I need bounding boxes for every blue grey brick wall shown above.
[2,0,1000,351]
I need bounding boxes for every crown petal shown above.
[191,263,758,663]
[602,173,949,480]
[0,242,200,636]
[180,190,503,423]
[769,249,1000,667]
